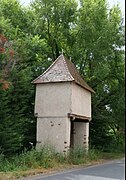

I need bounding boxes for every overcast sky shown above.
[19,0,125,19]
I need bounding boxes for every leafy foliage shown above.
[0,0,125,156]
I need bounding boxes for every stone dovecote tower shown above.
[32,54,94,153]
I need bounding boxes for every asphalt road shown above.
[22,158,125,180]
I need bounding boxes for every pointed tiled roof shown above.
[32,54,95,93]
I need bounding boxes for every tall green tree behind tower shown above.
[74,0,125,150]
[31,0,78,60]
[0,0,125,154]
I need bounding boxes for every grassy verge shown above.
[0,145,124,180]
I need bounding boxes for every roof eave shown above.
[74,81,95,93]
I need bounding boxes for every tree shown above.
[0,5,37,155]
[0,0,125,155]
[0,33,15,89]
[31,0,78,60]
[74,0,125,151]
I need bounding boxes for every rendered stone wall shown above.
[35,82,71,117]
[71,83,91,118]
[36,117,71,153]
[35,81,91,152]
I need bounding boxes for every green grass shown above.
[0,145,125,180]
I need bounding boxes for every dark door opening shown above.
[70,120,74,148]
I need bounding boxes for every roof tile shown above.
[32,54,95,93]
